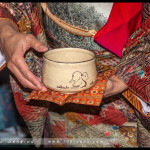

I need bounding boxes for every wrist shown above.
[104,79,114,98]
[104,75,128,98]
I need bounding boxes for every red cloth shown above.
[94,3,142,58]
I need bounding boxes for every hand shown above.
[104,75,128,98]
[0,20,48,91]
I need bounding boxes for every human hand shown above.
[104,75,128,98]
[0,20,48,91]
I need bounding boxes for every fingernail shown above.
[41,86,47,92]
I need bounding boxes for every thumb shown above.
[36,44,48,52]
[27,34,48,52]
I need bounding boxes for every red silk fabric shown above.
[94,3,142,58]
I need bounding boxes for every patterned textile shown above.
[135,110,150,147]
[122,90,150,118]
[111,15,150,119]
[0,2,149,148]
[0,69,18,130]
[115,16,150,106]
[43,96,138,147]
[115,3,150,147]
[43,2,109,51]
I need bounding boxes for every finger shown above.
[16,58,47,92]
[8,63,40,91]
[13,57,43,90]
[42,85,48,92]
[37,77,47,92]
[26,34,48,52]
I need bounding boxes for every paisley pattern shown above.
[0,2,149,148]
